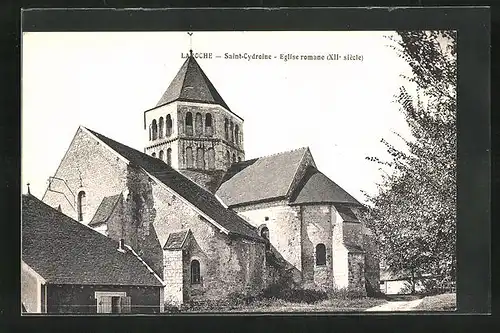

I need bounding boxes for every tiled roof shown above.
[216,148,309,207]
[334,204,360,223]
[84,128,264,243]
[163,230,190,250]
[156,55,232,112]
[21,194,163,286]
[289,166,361,206]
[88,194,121,227]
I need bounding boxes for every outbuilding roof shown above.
[21,194,163,287]
[84,128,264,243]
[88,194,121,227]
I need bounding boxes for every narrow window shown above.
[197,148,205,169]
[195,113,203,135]
[158,117,164,139]
[191,259,201,284]
[261,227,270,251]
[207,147,215,170]
[186,147,193,168]
[166,148,172,166]
[205,113,213,136]
[166,114,173,137]
[226,150,230,166]
[77,191,86,222]
[151,152,156,158]
[159,150,164,160]
[185,112,193,136]
[316,243,326,266]
[230,121,234,142]
[235,125,239,145]
[232,153,236,164]
[152,119,158,140]
[224,118,228,140]
[238,156,242,162]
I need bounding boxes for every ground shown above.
[364,293,456,312]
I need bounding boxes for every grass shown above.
[413,293,456,312]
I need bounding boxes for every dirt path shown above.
[364,298,424,312]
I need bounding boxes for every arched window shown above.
[166,114,173,137]
[238,156,242,162]
[232,153,236,164]
[195,113,203,136]
[166,148,172,166]
[207,147,215,170]
[185,112,193,136]
[226,150,230,166]
[158,117,164,139]
[196,148,205,169]
[224,118,229,140]
[186,147,193,168]
[316,243,326,266]
[205,113,213,136]
[261,226,270,251]
[151,152,156,158]
[77,191,86,222]
[152,119,158,140]
[159,150,164,160]
[191,259,201,285]
[235,125,239,145]
[229,121,234,143]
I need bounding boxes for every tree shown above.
[364,31,457,293]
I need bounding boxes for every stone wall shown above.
[301,205,333,289]
[234,200,302,278]
[164,250,184,305]
[331,205,349,289]
[42,128,128,225]
[151,182,266,304]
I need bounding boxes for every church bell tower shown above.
[143,50,244,192]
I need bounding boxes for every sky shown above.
[22,31,414,203]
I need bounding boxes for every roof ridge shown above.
[251,146,309,161]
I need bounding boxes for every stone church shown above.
[41,52,380,306]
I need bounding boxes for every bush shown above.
[261,284,328,304]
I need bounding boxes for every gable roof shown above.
[163,230,191,250]
[289,166,361,206]
[155,55,233,113]
[83,127,264,243]
[21,194,163,287]
[216,148,310,207]
[88,194,121,227]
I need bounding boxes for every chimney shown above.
[118,238,126,253]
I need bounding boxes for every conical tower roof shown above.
[156,54,232,112]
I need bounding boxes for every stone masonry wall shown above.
[151,183,266,304]
[164,250,184,306]
[331,205,349,289]
[234,200,303,279]
[301,204,333,290]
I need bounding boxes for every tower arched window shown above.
[166,114,173,137]
[151,152,156,158]
[152,119,158,140]
[185,112,193,136]
[235,125,239,145]
[232,153,236,164]
[196,148,205,169]
[158,117,164,139]
[191,259,201,285]
[166,148,172,166]
[195,113,203,136]
[205,113,213,136]
[186,147,193,168]
[316,243,326,266]
[226,150,230,166]
[77,191,86,222]
[229,121,234,143]
[159,150,164,160]
[207,148,215,170]
[224,118,229,140]
[238,156,242,162]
